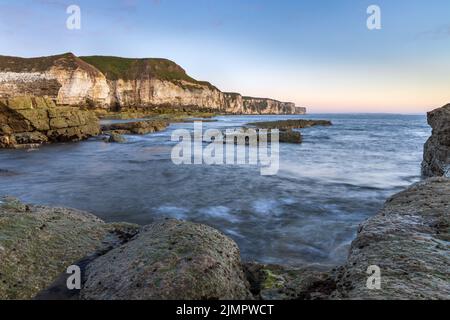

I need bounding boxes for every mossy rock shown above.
[0,197,137,300]
[6,96,34,110]
[81,220,252,300]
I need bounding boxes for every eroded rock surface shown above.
[333,178,450,300]
[0,96,100,148]
[0,196,138,299]
[244,263,337,300]
[422,104,450,177]
[81,219,252,300]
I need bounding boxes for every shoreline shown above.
[1,176,448,300]
[0,105,448,300]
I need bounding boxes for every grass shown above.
[0,53,78,73]
[80,56,216,89]
[0,53,217,90]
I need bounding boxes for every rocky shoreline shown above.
[0,104,449,300]
[1,177,448,300]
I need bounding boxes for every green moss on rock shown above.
[0,197,138,300]
[81,219,252,300]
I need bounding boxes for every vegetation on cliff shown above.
[0,53,101,77]
[80,55,216,90]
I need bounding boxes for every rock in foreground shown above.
[422,104,450,177]
[0,197,137,299]
[333,178,450,300]
[81,219,252,300]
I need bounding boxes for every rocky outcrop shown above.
[333,178,450,300]
[247,119,332,130]
[0,96,100,149]
[2,178,449,301]
[0,53,305,115]
[0,196,139,300]
[236,119,333,144]
[101,119,168,135]
[422,104,450,177]
[81,220,252,300]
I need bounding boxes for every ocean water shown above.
[0,114,430,267]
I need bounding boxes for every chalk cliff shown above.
[0,53,305,115]
[0,53,110,107]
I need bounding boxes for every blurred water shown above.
[0,114,430,266]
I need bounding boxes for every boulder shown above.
[422,104,450,177]
[106,133,127,143]
[0,196,138,300]
[332,178,450,300]
[81,219,252,300]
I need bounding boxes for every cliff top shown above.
[0,53,217,90]
[242,96,294,104]
[0,53,100,76]
[79,55,216,89]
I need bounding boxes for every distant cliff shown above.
[0,53,305,115]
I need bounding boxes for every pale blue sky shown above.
[1,0,450,112]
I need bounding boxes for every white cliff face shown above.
[0,69,110,107]
[242,97,303,115]
[108,79,225,110]
[48,66,110,106]
[223,93,244,114]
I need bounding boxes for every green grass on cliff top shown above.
[80,56,216,88]
[0,53,79,72]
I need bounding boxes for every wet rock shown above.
[101,119,168,135]
[247,119,332,130]
[105,133,127,143]
[240,119,331,144]
[0,197,138,299]
[243,263,335,300]
[333,178,450,300]
[81,219,252,300]
[279,130,302,144]
[221,128,302,145]
[422,104,450,177]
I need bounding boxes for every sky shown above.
[0,0,449,113]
